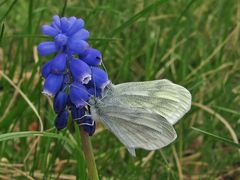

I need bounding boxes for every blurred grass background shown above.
[0,0,239,179]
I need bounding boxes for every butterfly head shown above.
[89,82,114,107]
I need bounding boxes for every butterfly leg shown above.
[74,114,95,127]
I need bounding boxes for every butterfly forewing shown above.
[112,79,191,125]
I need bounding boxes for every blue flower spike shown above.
[38,15,108,135]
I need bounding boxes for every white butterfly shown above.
[89,79,191,156]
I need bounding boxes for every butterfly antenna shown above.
[77,98,92,107]
[101,59,108,75]
[79,120,95,127]
[74,114,95,127]
[91,67,97,98]
[73,114,91,121]
[70,84,93,107]
[100,84,111,101]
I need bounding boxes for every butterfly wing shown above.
[109,79,191,125]
[90,79,191,155]
[92,105,176,156]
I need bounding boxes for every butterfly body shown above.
[89,79,191,156]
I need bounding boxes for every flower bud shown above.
[71,105,85,121]
[41,25,59,36]
[80,48,102,66]
[43,74,63,97]
[41,60,52,79]
[67,39,89,54]
[71,29,89,41]
[90,67,110,90]
[54,34,68,46]
[55,110,68,130]
[54,91,68,113]
[38,42,59,56]
[70,58,91,84]
[66,18,84,36]
[70,82,90,108]
[51,53,67,74]
[60,17,70,33]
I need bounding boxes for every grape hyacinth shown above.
[38,15,109,135]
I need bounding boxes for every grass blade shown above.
[191,127,240,148]
[0,0,17,23]
[213,106,240,116]
[0,70,44,132]
[109,0,168,37]
[0,22,4,45]
[61,0,68,17]
[0,131,75,148]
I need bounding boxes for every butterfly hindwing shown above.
[96,106,176,156]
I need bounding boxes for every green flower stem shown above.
[80,127,99,180]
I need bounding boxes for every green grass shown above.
[0,0,239,179]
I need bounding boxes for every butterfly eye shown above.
[90,98,97,106]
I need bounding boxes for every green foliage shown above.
[0,0,239,179]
